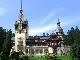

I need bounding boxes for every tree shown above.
[0,29,13,60]
[71,43,80,60]
[64,27,75,45]
[10,51,20,60]
[0,27,6,53]
[64,26,80,45]
[10,51,29,60]
[64,26,80,60]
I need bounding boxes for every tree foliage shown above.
[64,26,80,60]
[0,27,6,53]
[0,27,13,60]
[10,51,29,60]
[64,26,80,45]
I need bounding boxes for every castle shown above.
[11,0,65,56]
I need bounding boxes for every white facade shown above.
[15,32,27,54]
[48,47,53,54]
[14,6,28,54]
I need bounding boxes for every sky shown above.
[0,0,80,36]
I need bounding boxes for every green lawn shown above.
[57,56,72,60]
[28,56,72,60]
[29,56,47,60]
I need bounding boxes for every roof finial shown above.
[57,18,60,26]
[20,0,23,14]
[58,18,60,22]
[21,0,22,10]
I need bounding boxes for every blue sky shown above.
[0,0,80,35]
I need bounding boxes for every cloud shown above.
[27,7,80,36]
[0,7,7,16]
[29,17,80,36]
[40,8,64,25]
[29,8,64,36]
[29,24,56,36]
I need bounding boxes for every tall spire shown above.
[20,0,23,14]
[21,0,22,10]
[19,0,24,21]
[57,18,60,26]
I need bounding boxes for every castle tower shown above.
[56,19,63,36]
[56,19,64,56]
[14,0,28,54]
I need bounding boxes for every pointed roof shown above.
[56,19,63,33]
[20,0,23,15]
[18,0,24,21]
[15,0,28,25]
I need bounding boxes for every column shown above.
[43,48,44,55]
[28,48,29,54]
[34,49,36,55]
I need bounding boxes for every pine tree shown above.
[0,27,6,53]
[64,26,80,60]
[1,29,13,60]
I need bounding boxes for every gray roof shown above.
[12,36,50,41]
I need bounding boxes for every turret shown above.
[56,19,64,56]
[56,19,63,35]
[14,0,28,54]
